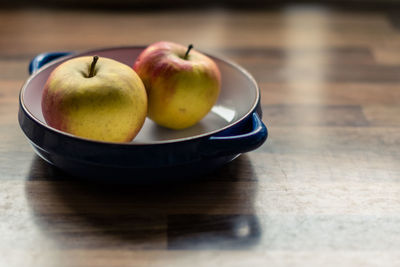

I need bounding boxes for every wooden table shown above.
[1,5,400,267]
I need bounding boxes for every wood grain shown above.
[1,5,400,267]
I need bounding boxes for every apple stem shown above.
[88,55,99,78]
[184,44,193,60]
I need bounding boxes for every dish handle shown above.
[29,52,73,74]
[201,112,268,157]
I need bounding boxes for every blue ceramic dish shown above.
[18,46,267,182]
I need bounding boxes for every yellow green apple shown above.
[41,56,148,142]
[133,41,221,130]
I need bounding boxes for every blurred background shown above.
[2,0,400,8]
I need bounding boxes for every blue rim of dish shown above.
[20,46,262,146]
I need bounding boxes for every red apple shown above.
[133,41,221,130]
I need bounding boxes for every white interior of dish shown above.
[21,47,258,144]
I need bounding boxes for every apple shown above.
[133,41,221,130]
[42,56,148,142]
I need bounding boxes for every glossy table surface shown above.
[1,5,400,267]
